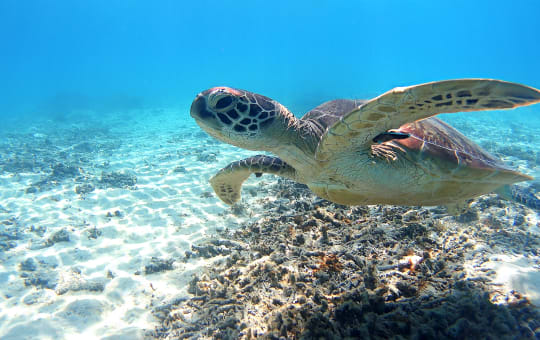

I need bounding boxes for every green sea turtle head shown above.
[190,87,295,151]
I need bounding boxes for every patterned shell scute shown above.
[396,118,510,171]
[300,99,368,138]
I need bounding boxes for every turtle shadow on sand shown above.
[148,179,540,339]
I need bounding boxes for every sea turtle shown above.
[190,79,540,211]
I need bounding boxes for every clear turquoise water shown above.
[1,2,540,338]
[1,0,539,121]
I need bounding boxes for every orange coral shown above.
[314,254,343,273]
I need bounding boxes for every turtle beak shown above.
[190,92,213,121]
[190,90,229,142]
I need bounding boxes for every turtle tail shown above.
[209,155,297,205]
[495,184,540,211]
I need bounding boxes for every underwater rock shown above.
[196,152,218,163]
[199,191,213,199]
[50,163,79,180]
[402,210,417,222]
[26,163,82,193]
[149,178,540,339]
[100,170,137,189]
[455,209,479,223]
[47,228,71,245]
[301,313,336,339]
[75,183,95,195]
[144,257,174,274]
[25,186,38,194]
[29,224,47,236]
[19,256,60,289]
[396,222,427,239]
[188,244,232,259]
[0,223,24,251]
[56,275,106,295]
[186,239,246,259]
[20,270,59,289]
[19,258,38,271]
[106,210,123,218]
[173,165,187,173]
[231,203,247,216]
[513,213,525,226]
[86,226,102,239]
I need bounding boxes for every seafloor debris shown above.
[173,165,187,173]
[0,125,121,196]
[143,257,175,275]
[99,170,137,189]
[19,257,60,290]
[55,268,107,295]
[75,183,95,195]
[50,163,80,180]
[197,152,219,163]
[85,226,102,239]
[47,228,71,245]
[185,239,247,259]
[148,179,540,339]
[0,221,25,251]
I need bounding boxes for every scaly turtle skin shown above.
[190,79,540,209]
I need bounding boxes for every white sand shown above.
[445,111,540,307]
[487,254,540,306]
[0,110,278,339]
[1,108,539,339]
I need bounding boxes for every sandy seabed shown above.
[0,108,538,339]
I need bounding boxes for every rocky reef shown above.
[147,179,540,339]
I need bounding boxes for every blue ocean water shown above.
[1,0,539,122]
[1,1,540,339]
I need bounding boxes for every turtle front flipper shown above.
[209,155,297,205]
[316,79,540,161]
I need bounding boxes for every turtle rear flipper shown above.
[496,184,540,211]
[209,155,296,205]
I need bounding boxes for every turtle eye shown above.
[207,88,238,112]
[215,96,233,110]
